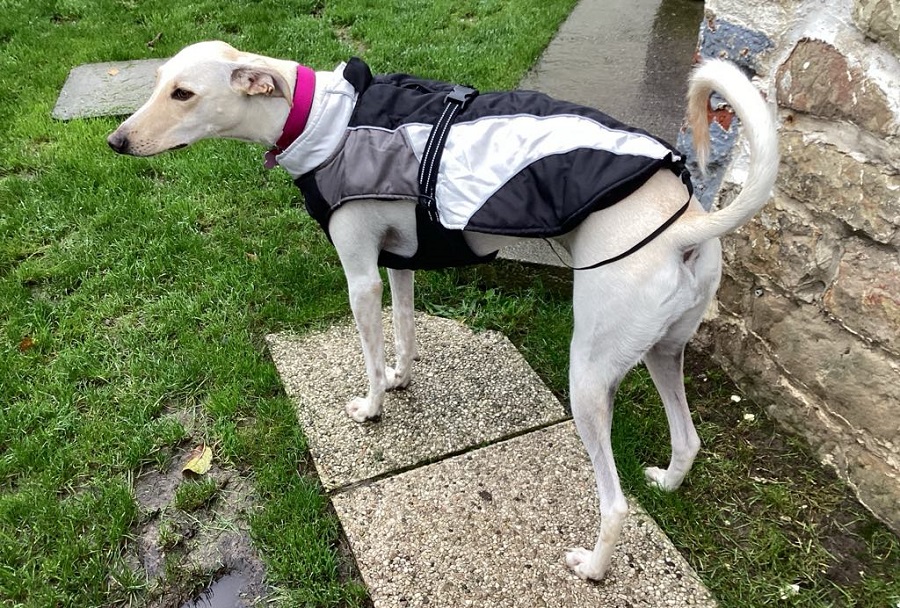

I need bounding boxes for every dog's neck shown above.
[271,62,358,178]
[264,64,316,167]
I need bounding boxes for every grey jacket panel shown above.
[314,127,420,209]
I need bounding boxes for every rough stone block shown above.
[721,190,842,302]
[680,119,739,211]
[778,131,900,245]
[775,39,894,135]
[854,0,900,57]
[698,15,774,75]
[698,306,900,533]
[702,0,900,538]
[715,283,900,446]
[824,239,900,352]
[846,448,900,533]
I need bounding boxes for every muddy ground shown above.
[127,443,268,608]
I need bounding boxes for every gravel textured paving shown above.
[333,421,717,607]
[266,313,568,491]
[269,313,717,606]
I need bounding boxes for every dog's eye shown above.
[171,88,195,101]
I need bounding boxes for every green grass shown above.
[1,0,899,607]
[174,478,219,512]
[0,1,578,606]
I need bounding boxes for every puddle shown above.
[181,572,255,608]
[126,441,268,606]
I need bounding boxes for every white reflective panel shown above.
[405,114,675,230]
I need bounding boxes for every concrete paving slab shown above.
[266,313,568,491]
[53,59,165,120]
[332,421,716,608]
[497,239,569,268]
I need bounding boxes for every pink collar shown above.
[264,64,316,168]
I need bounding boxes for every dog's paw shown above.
[385,366,411,391]
[644,466,679,492]
[346,397,381,422]
[565,548,606,581]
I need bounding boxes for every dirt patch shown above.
[126,444,268,608]
[335,26,369,55]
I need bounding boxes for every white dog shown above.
[109,41,778,582]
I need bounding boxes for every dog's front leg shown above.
[330,209,391,422]
[343,267,388,421]
[386,268,417,390]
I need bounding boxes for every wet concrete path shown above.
[521,0,703,146]
[504,0,704,266]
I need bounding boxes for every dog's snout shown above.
[107,131,130,154]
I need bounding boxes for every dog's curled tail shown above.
[669,59,779,248]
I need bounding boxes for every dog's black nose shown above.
[107,131,130,154]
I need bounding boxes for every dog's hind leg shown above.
[563,240,711,580]
[564,269,642,581]
[386,268,417,390]
[643,241,721,491]
[565,328,631,581]
[642,343,701,492]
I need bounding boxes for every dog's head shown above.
[108,41,294,156]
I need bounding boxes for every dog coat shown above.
[278,59,692,270]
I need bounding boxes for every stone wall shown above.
[685,0,900,531]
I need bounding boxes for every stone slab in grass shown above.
[332,421,717,608]
[266,313,568,491]
[53,59,165,120]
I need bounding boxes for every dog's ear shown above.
[230,67,293,107]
